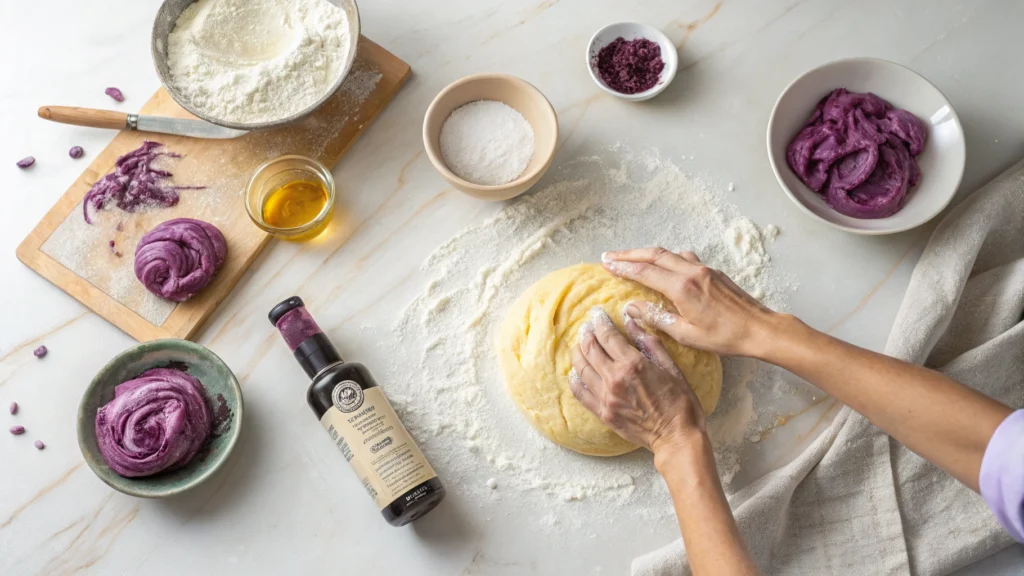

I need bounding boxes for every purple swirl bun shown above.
[95,368,212,478]
[134,218,227,302]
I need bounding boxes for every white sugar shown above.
[439,100,534,186]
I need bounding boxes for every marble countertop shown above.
[3,0,1023,573]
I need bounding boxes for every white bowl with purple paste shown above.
[77,339,242,498]
[768,58,965,235]
[587,22,678,102]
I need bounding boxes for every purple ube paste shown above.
[95,367,212,478]
[33,345,47,358]
[16,156,35,168]
[34,440,45,450]
[9,402,17,415]
[105,87,125,102]
[10,425,25,435]
[82,140,204,224]
[276,306,322,351]
[786,88,927,219]
[69,146,84,159]
[134,218,228,302]
[594,37,665,94]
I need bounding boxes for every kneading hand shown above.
[569,307,706,452]
[601,248,777,358]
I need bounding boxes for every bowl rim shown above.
[766,56,966,236]
[150,0,361,131]
[422,72,559,194]
[77,338,244,498]
[585,21,679,102]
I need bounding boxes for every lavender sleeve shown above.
[980,410,1024,542]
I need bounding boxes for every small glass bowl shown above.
[245,155,336,242]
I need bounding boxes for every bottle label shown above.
[320,383,437,510]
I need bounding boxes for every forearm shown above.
[654,432,759,576]
[757,315,1012,491]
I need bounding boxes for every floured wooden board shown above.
[17,36,410,342]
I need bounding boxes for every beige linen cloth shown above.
[634,159,1024,575]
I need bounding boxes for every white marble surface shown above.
[2,0,1023,574]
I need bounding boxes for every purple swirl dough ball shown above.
[134,218,228,302]
[95,368,212,478]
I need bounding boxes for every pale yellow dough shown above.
[496,263,723,457]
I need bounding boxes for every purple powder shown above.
[276,306,322,351]
[594,37,665,95]
[82,141,204,224]
[9,402,17,415]
[211,393,233,437]
[34,440,45,450]
[69,146,84,159]
[16,156,35,169]
[33,345,47,358]
[105,87,125,102]
[10,425,25,435]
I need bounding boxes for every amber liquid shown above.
[261,180,330,241]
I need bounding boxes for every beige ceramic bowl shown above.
[423,74,558,201]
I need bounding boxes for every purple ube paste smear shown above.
[786,88,927,219]
[276,306,322,351]
[82,140,204,224]
[10,425,25,435]
[594,37,665,95]
[95,367,212,478]
[17,156,35,168]
[134,218,228,302]
[105,87,125,102]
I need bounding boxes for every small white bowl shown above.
[767,57,965,235]
[586,22,678,102]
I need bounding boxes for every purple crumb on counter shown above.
[10,425,25,435]
[34,440,45,450]
[9,402,17,415]
[105,87,125,102]
[594,37,665,95]
[33,345,47,358]
[17,156,35,169]
[69,146,84,159]
[115,221,124,232]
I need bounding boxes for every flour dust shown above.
[387,146,795,530]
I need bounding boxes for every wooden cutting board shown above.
[17,36,410,342]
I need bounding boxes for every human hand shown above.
[569,307,707,453]
[601,248,778,359]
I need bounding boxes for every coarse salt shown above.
[439,100,534,186]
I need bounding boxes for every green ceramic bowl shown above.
[77,339,243,498]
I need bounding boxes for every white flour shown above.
[167,0,351,124]
[386,146,796,530]
[439,101,535,186]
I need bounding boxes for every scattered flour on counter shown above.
[386,146,795,530]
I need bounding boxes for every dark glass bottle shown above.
[269,296,445,526]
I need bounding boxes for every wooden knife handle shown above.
[38,106,129,130]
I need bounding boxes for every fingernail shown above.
[601,251,613,263]
[604,259,638,278]
[624,302,642,320]
[578,320,595,340]
[588,306,613,326]
[568,368,581,385]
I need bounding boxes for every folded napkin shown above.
[634,159,1024,575]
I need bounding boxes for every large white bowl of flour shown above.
[152,0,360,130]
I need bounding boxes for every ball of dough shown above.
[497,263,722,457]
[134,218,228,302]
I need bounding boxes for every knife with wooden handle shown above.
[38,106,248,139]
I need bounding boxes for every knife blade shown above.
[38,106,248,139]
